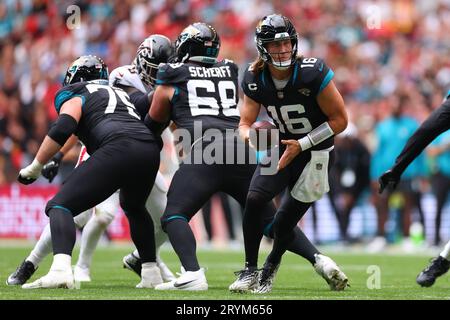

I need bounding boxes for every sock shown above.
[26,223,53,267]
[50,253,72,272]
[133,249,140,259]
[142,262,157,269]
[76,215,108,269]
[165,219,200,271]
[440,241,450,260]
[49,208,76,255]
[286,227,320,264]
[243,192,270,268]
[127,208,156,263]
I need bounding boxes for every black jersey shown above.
[129,90,151,120]
[54,80,154,154]
[156,60,240,141]
[242,57,334,149]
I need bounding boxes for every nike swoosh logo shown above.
[173,279,195,288]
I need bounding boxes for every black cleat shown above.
[123,252,142,278]
[6,260,37,286]
[416,256,450,287]
[251,262,280,294]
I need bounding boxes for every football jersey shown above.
[109,65,148,94]
[242,57,335,149]
[155,60,240,142]
[53,79,155,154]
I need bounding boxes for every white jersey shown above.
[108,65,148,94]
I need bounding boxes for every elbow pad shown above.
[144,114,167,136]
[48,114,78,146]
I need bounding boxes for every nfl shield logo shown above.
[316,163,323,170]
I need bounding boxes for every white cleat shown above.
[229,268,259,293]
[22,270,74,289]
[156,256,176,282]
[155,268,208,291]
[136,266,163,288]
[73,265,91,282]
[314,254,349,291]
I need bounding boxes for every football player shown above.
[16,55,162,289]
[6,36,176,286]
[379,90,450,287]
[236,14,349,293]
[144,22,348,291]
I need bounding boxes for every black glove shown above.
[41,152,64,183]
[378,169,400,194]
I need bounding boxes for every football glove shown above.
[42,152,64,183]
[378,169,400,194]
[18,159,44,185]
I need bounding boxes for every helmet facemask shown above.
[255,14,299,69]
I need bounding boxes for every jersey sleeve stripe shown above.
[318,69,334,93]
[447,89,450,99]
[55,91,74,113]
[291,63,299,85]
[55,92,85,113]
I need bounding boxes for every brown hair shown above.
[249,55,304,75]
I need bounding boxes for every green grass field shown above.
[0,245,449,300]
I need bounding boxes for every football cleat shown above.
[155,268,208,291]
[73,265,91,282]
[6,260,37,286]
[156,256,176,282]
[22,269,74,289]
[314,253,349,291]
[136,265,163,288]
[123,252,142,277]
[416,256,450,287]
[229,266,259,293]
[251,262,279,294]
[123,252,175,282]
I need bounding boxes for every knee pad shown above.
[93,207,116,227]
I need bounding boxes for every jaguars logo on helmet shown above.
[174,22,220,64]
[62,55,108,86]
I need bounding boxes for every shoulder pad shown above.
[298,57,334,95]
[54,82,86,113]
[156,63,189,85]
[109,65,147,93]
[241,64,261,102]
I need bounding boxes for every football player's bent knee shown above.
[93,207,116,227]
[246,191,271,207]
[45,200,74,217]
[160,214,189,231]
[74,210,92,229]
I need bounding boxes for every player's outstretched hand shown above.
[378,169,400,194]
[42,152,64,183]
[277,139,301,171]
[18,159,43,185]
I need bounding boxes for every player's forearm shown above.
[59,135,78,156]
[35,136,64,165]
[393,98,450,175]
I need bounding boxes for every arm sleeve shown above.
[392,98,450,176]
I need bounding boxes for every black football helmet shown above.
[174,22,220,64]
[134,34,174,86]
[255,14,298,69]
[63,55,108,86]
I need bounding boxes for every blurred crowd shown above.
[1,0,450,247]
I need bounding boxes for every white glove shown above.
[18,159,44,185]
